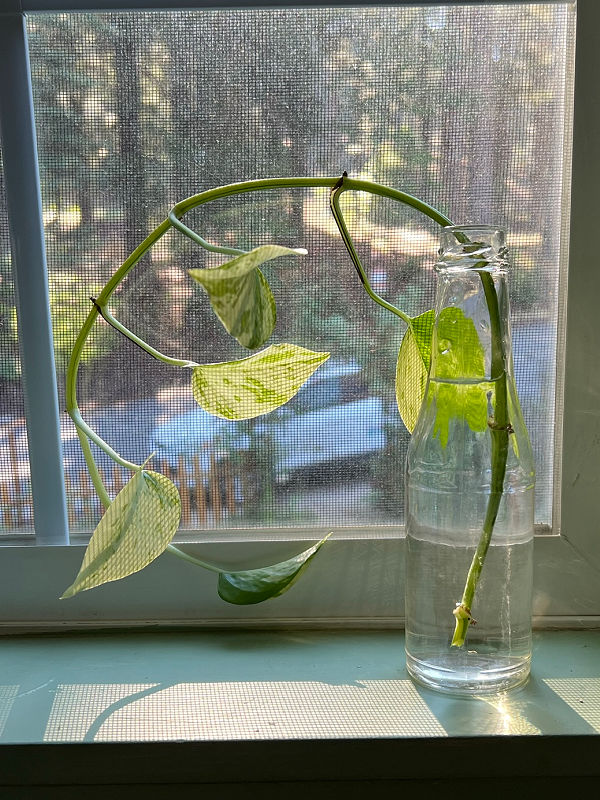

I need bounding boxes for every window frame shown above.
[0,0,598,630]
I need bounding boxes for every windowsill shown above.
[0,629,599,792]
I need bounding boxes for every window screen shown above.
[26,4,574,532]
[0,148,34,535]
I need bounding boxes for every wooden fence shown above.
[1,423,32,529]
[64,454,252,529]
[1,445,259,531]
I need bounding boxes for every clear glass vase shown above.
[405,225,535,695]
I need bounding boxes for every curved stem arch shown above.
[66,175,453,499]
[65,175,507,629]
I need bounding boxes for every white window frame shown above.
[0,0,597,631]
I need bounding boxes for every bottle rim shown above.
[437,225,508,273]
[443,224,504,234]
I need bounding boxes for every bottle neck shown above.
[430,229,512,383]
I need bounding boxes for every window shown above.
[0,0,598,628]
[0,150,34,534]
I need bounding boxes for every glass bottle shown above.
[404,225,535,695]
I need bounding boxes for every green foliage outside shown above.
[10,6,560,401]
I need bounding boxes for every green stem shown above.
[451,269,510,647]
[93,300,198,368]
[170,176,454,229]
[67,176,452,485]
[325,178,511,649]
[166,544,222,573]
[329,177,414,326]
[66,175,508,610]
[66,219,173,486]
[70,407,140,473]
[168,210,247,257]
[66,217,173,418]
[75,428,111,509]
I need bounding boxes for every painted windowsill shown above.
[0,629,598,794]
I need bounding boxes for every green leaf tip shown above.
[189,244,307,349]
[217,534,331,605]
[396,309,435,433]
[60,470,181,599]
[192,342,330,420]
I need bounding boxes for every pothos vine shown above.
[62,173,510,646]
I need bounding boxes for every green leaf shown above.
[192,342,330,420]
[396,309,434,432]
[431,382,489,448]
[396,307,488,445]
[430,307,488,447]
[434,306,486,381]
[61,470,181,598]
[189,245,306,349]
[218,535,330,605]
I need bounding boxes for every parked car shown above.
[256,359,386,483]
[150,319,555,495]
[149,359,388,485]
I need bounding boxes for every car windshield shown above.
[290,378,342,413]
[287,361,365,414]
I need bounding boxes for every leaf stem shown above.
[67,175,506,615]
[92,299,198,368]
[165,543,222,573]
[168,210,247,257]
[69,407,141,473]
[67,177,452,486]
[66,218,173,489]
[329,175,414,326]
